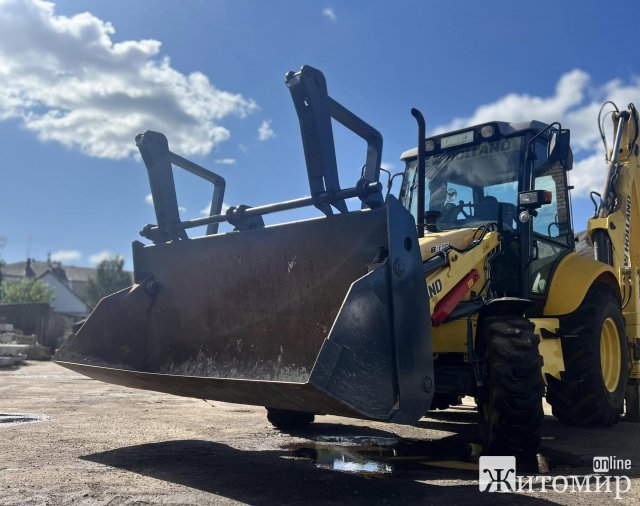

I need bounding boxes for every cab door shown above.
[528,141,573,309]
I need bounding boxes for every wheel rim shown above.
[600,317,621,393]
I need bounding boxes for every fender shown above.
[544,252,620,316]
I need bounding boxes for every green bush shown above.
[0,278,54,304]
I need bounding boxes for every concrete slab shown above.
[0,356,18,367]
[25,343,51,360]
[0,343,31,356]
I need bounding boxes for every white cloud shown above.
[434,69,640,196]
[434,70,591,135]
[200,201,230,216]
[145,193,185,212]
[380,162,394,171]
[214,158,236,165]
[322,7,336,21]
[258,119,275,141]
[50,249,81,263]
[0,0,257,159]
[146,193,186,212]
[571,154,608,196]
[89,249,116,265]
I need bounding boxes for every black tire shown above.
[546,284,628,427]
[430,394,461,411]
[478,316,544,456]
[266,408,314,431]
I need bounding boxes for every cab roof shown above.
[400,120,549,160]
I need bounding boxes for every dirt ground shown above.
[1,361,639,505]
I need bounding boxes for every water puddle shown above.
[285,436,587,477]
[0,413,48,427]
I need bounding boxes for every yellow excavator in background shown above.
[55,66,640,459]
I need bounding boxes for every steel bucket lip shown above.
[54,359,367,419]
[54,360,313,385]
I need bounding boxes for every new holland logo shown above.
[624,195,631,269]
[428,279,443,298]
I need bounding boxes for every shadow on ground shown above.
[83,427,560,505]
[82,403,640,504]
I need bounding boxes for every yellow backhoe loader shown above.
[55,66,640,458]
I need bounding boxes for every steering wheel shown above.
[442,200,473,221]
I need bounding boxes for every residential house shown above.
[1,259,94,316]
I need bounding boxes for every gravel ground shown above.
[1,361,639,505]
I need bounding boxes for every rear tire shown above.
[266,408,314,431]
[478,316,544,456]
[546,284,628,427]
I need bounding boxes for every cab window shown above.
[530,140,572,295]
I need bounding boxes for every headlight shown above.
[480,125,495,138]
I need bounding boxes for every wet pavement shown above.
[1,361,639,505]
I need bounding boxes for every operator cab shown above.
[399,120,574,311]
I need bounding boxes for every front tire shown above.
[430,394,461,411]
[478,316,544,456]
[546,284,628,426]
[266,408,314,431]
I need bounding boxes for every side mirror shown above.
[548,129,570,163]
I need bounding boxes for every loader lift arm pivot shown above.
[285,65,384,215]
[139,65,385,242]
[137,131,227,243]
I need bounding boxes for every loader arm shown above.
[422,230,500,324]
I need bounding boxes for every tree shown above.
[0,278,54,304]
[85,257,131,308]
[0,237,5,297]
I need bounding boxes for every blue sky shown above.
[1,0,639,267]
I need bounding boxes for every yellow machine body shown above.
[408,104,640,397]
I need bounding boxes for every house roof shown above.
[2,259,133,307]
[2,260,102,282]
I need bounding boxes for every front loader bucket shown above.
[55,198,433,424]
